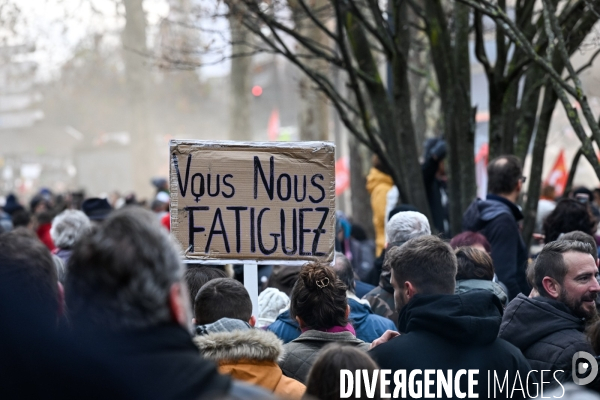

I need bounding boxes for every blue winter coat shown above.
[267,298,397,344]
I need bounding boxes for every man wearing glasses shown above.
[463,155,530,300]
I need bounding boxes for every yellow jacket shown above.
[366,167,394,256]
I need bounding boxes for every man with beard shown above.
[499,240,600,389]
[369,235,533,399]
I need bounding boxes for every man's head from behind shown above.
[333,252,354,294]
[65,207,189,331]
[487,155,523,197]
[385,211,430,248]
[384,235,457,313]
[50,210,91,250]
[533,240,600,319]
[0,230,60,320]
[184,266,228,308]
[194,278,254,326]
[455,247,494,281]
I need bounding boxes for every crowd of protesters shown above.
[3,153,600,399]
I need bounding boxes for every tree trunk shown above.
[514,68,544,162]
[349,135,375,239]
[500,80,519,154]
[487,84,504,161]
[522,87,557,250]
[122,0,153,200]
[391,0,432,219]
[289,0,329,142]
[453,1,476,233]
[424,0,475,235]
[520,8,599,247]
[297,77,329,141]
[407,7,433,156]
[344,15,408,204]
[228,11,253,141]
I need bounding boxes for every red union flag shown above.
[335,157,349,196]
[545,150,568,196]
[267,109,279,141]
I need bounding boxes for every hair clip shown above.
[316,278,330,289]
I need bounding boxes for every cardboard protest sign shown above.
[170,140,336,264]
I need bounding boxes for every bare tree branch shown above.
[456,0,581,99]
[345,0,396,57]
[333,0,388,156]
[542,0,600,147]
[584,0,600,19]
[474,10,493,78]
[539,0,600,176]
[571,47,600,78]
[241,1,341,63]
[236,4,384,153]
[494,0,508,77]
[290,0,338,41]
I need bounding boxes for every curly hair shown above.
[543,199,597,243]
[289,262,348,330]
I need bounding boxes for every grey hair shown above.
[50,210,91,249]
[386,211,431,244]
[65,207,184,331]
[333,251,355,293]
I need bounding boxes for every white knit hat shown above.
[257,288,290,328]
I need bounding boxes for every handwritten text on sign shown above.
[170,141,335,263]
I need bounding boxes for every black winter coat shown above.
[92,323,233,399]
[499,294,595,388]
[369,291,534,399]
[463,195,530,299]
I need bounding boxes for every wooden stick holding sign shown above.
[171,140,336,319]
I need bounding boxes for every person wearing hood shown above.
[3,193,24,216]
[366,155,396,256]
[363,210,430,323]
[369,235,534,399]
[499,240,600,389]
[421,138,449,236]
[193,278,305,399]
[462,155,529,300]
